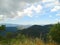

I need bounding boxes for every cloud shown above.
[23,5,33,17]
[56,13,60,16]
[45,1,60,8]
[51,6,60,12]
[0,15,4,20]
[42,0,60,12]
[34,5,42,13]
[42,0,60,3]
[23,5,42,17]
[0,0,42,20]
[42,0,55,3]
[17,11,24,17]
[0,0,60,20]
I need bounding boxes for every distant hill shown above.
[20,24,53,40]
[0,24,53,40]
[5,24,31,29]
[0,24,31,36]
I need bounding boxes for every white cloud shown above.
[0,15,7,20]
[0,0,41,20]
[17,11,24,17]
[56,13,60,16]
[45,1,60,8]
[0,15,4,20]
[23,5,42,17]
[0,0,60,20]
[51,6,60,12]
[55,18,60,22]
[34,5,42,13]
[54,0,60,5]
[42,0,55,3]
[43,0,60,12]
[23,5,33,17]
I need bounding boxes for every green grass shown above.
[0,35,59,45]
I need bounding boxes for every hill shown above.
[20,25,53,41]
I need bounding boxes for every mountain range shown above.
[0,24,53,40]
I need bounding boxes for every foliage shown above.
[0,24,60,45]
[0,25,5,31]
[0,34,59,45]
[49,23,60,43]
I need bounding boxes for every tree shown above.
[0,25,5,31]
[49,23,60,43]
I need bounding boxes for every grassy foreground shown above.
[11,38,58,45]
[0,37,59,45]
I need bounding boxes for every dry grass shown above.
[0,38,59,45]
[10,38,59,45]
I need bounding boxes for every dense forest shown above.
[0,23,60,45]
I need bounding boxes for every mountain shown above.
[5,24,31,29]
[21,24,53,39]
[17,25,32,30]
[0,24,31,36]
[0,24,53,40]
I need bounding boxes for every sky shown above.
[0,0,60,25]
